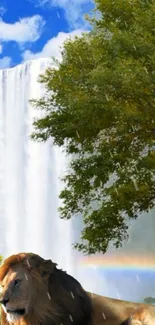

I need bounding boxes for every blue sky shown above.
[0,0,94,68]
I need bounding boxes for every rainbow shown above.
[79,254,155,272]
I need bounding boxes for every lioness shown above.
[0,253,154,325]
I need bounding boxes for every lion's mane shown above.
[1,253,155,325]
[0,253,93,325]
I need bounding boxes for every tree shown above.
[144,297,155,305]
[31,0,155,254]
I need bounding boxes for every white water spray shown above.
[0,58,74,274]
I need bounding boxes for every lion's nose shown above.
[0,299,9,306]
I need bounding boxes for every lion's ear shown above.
[22,254,57,278]
[38,259,57,278]
[23,254,44,270]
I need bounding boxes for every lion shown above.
[126,306,155,325]
[0,253,155,325]
[0,253,92,325]
[87,292,155,325]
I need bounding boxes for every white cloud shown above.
[0,44,3,54]
[0,56,11,69]
[0,6,6,16]
[0,15,45,43]
[34,0,92,28]
[22,29,87,61]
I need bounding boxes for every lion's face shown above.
[0,265,33,322]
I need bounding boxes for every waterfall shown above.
[0,58,75,275]
[0,57,155,302]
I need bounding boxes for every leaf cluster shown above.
[31,0,155,254]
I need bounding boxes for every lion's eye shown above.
[14,279,21,286]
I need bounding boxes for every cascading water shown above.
[0,58,75,275]
[0,57,155,302]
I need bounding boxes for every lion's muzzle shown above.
[0,298,9,306]
[6,308,25,316]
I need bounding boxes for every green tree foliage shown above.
[144,297,155,305]
[31,0,155,254]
